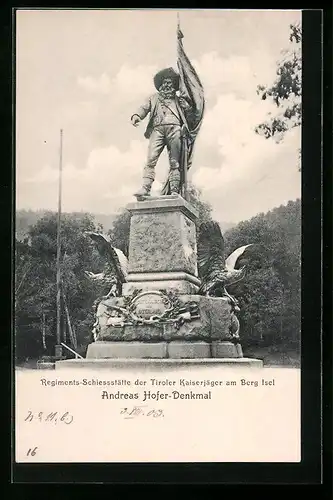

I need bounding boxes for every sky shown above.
[16,9,301,224]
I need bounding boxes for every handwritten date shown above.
[120,406,164,419]
[24,411,74,425]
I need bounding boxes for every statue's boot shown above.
[134,177,153,198]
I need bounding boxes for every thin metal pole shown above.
[56,129,63,355]
[42,311,46,350]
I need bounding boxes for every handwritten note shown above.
[24,411,74,424]
[120,406,164,419]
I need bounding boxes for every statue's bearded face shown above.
[159,78,176,99]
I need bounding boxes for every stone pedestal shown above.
[123,195,200,296]
[85,340,244,360]
[77,194,262,367]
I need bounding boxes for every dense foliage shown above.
[255,22,301,170]
[224,199,301,358]
[16,209,115,242]
[15,212,105,360]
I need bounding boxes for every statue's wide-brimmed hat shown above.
[153,67,180,91]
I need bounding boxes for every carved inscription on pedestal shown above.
[131,291,170,320]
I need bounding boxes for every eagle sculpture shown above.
[84,232,128,298]
[197,221,254,298]
[85,222,254,302]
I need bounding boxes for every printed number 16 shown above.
[27,447,38,456]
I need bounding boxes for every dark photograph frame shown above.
[4,6,331,488]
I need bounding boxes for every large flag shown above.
[161,21,205,196]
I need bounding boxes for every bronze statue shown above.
[132,22,205,200]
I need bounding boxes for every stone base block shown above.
[126,195,199,276]
[86,341,167,359]
[86,341,243,360]
[55,358,264,369]
[122,278,199,296]
[95,294,234,342]
[167,341,211,359]
[211,341,243,358]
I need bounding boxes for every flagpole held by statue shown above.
[131,16,205,202]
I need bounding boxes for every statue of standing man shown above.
[131,20,205,201]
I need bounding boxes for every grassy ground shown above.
[15,359,40,370]
[242,345,300,367]
[16,346,300,370]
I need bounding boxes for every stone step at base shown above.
[55,357,263,369]
[84,340,244,360]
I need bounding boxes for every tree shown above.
[224,199,301,353]
[186,182,213,227]
[15,238,44,361]
[255,22,302,169]
[108,209,131,257]
[15,212,105,361]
